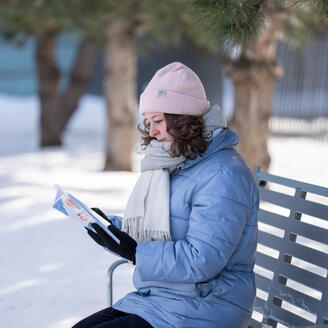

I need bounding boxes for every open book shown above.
[52,184,120,244]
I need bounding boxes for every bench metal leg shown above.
[107,259,129,306]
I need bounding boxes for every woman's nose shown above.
[149,124,158,137]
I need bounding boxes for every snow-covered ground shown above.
[0,94,327,328]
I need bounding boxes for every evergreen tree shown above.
[0,0,107,146]
[0,1,221,170]
[100,0,223,170]
[186,0,328,171]
[2,0,327,171]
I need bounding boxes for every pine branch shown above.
[252,0,268,11]
[293,0,328,24]
[185,0,266,50]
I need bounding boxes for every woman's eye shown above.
[155,120,163,124]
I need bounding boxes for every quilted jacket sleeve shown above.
[135,168,254,283]
[107,215,122,230]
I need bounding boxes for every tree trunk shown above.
[224,6,289,172]
[57,37,99,135]
[36,31,61,146]
[103,22,137,171]
[36,32,98,147]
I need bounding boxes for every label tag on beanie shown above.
[157,90,166,98]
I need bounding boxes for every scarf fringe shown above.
[123,216,171,242]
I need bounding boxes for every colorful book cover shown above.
[53,184,120,244]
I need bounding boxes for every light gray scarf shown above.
[122,104,227,241]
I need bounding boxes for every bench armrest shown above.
[107,259,129,306]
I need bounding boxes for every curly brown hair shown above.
[137,113,211,160]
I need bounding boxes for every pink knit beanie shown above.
[139,62,210,116]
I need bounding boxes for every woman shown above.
[73,62,259,328]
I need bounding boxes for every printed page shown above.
[53,184,120,244]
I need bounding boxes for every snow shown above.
[0,94,327,328]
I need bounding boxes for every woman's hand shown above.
[91,207,113,224]
[86,222,137,264]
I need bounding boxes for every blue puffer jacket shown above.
[112,128,259,328]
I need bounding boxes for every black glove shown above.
[86,210,137,264]
[91,207,113,224]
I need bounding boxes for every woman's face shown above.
[143,112,174,142]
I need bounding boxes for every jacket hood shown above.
[182,128,239,170]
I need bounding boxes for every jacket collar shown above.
[181,128,239,170]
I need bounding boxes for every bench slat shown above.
[255,169,328,197]
[259,209,328,245]
[259,209,328,255]
[285,241,328,270]
[268,305,314,327]
[255,252,277,275]
[253,297,266,313]
[258,215,328,267]
[247,317,261,327]
[255,273,272,292]
[278,262,326,291]
[258,208,288,230]
[289,219,328,246]
[275,283,321,314]
[295,198,328,222]
[260,188,328,221]
[258,231,283,251]
[260,188,294,210]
